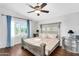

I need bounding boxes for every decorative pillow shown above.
[47,34,57,39]
[39,33,48,39]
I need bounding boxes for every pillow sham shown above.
[39,33,48,39]
[47,34,57,39]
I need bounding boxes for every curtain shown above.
[27,20,30,38]
[6,15,12,47]
[6,16,31,46]
[0,15,31,47]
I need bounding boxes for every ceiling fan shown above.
[27,3,49,16]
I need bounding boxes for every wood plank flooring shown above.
[0,44,79,56]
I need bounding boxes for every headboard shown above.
[40,22,61,40]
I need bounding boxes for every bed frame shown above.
[21,22,61,56]
[21,38,60,56]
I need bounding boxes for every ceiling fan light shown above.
[35,10,40,13]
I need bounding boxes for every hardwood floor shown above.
[0,44,79,56]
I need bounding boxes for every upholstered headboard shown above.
[40,22,61,40]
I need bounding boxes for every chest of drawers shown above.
[62,37,79,53]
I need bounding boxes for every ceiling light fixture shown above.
[27,3,49,16]
[35,10,40,14]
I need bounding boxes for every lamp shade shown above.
[68,30,74,34]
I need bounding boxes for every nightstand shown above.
[33,33,39,37]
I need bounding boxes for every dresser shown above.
[62,36,79,53]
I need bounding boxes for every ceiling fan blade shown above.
[27,10,35,13]
[40,3,47,8]
[41,10,49,13]
[26,4,35,9]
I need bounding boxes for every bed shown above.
[21,22,61,56]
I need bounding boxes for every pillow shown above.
[39,33,48,39]
[47,34,57,39]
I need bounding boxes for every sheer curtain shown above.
[11,17,28,46]
[0,15,7,48]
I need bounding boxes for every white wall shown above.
[31,21,39,34]
[30,20,38,37]
[39,12,79,46]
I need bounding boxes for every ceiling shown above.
[0,3,79,21]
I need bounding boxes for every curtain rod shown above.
[1,14,27,20]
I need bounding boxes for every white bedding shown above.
[24,37,59,55]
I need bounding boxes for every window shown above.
[15,22,27,36]
[11,18,28,38]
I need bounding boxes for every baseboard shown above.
[0,46,7,49]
